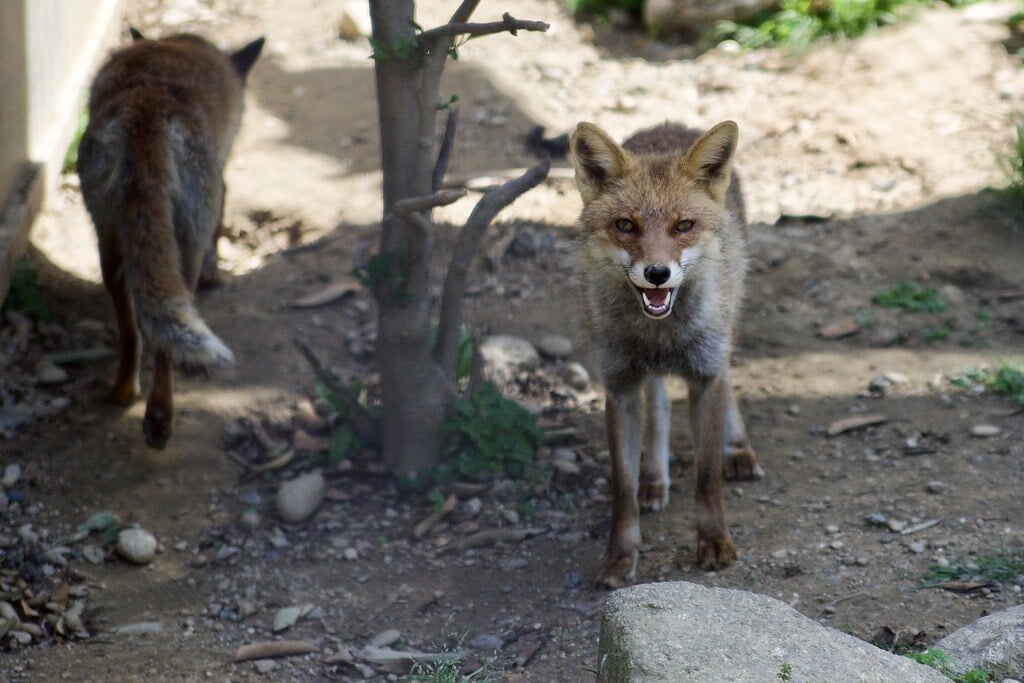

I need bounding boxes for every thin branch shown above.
[293,339,378,447]
[418,13,549,46]
[432,107,460,192]
[434,159,551,376]
[449,0,481,24]
[391,189,467,217]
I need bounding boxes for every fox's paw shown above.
[724,445,764,481]
[106,382,140,407]
[695,536,737,571]
[638,476,670,512]
[594,545,639,589]
[143,409,172,450]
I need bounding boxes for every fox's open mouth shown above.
[633,286,677,319]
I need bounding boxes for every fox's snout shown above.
[643,263,671,286]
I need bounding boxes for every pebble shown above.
[908,542,926,554]
[864,513,888,527]
[551,459,581,475]
[855,556,870,566]
[272,606,301,632]
[368,628,401,647]
[936,557,950,568]
[970,424,1001,438]
[468,633,504,651]
[276,471,326,523]
[926,481,947,494]
[536,335,573,359]
[825,525,840,535]
[463,498,482,518]
[254,659,278,674]
[239,509,261,531]
[343,547,359,561]
[564,571,583,590]
[1,464,20,488]
[886,519,906,533]
[562,362,590,391]
[867,376,890,394]
[502,509,520,525]
[34,359,69,385]
[116,528,158,565]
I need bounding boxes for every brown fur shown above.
[571,121,763,587]
[78,31,263,448]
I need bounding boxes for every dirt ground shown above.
[3,0,1024,680]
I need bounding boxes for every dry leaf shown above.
[826,413,889,437]
[817,317,861,340]
[234,640,317,662]
[292,278,360,308]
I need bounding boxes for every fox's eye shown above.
[615,218,635,233]
[675,219,695,233]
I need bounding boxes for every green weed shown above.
[314,380,369,465]
[405,628,492,682]
[62,104,89,174]
[1002,114,1024,206]
[777,661,793,682]
[2,259,51,320]
[872,281,947,313]
[949,362,1024,406]
[904,648,994,682]
[920,548,1024,588]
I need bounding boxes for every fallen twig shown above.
[900,519,941,536]
[234,640,317,662]
[440,526,547,554]
[413,494,458,539]
[826,413,889,437]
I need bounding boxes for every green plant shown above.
[949,362,1024,406]
[905,648,994,682]
[2,259,51,320]
[566,0,643,17]
[406,626,492,682]
[920,548,1024,587]
[872,281,947,313]
[924,317,957,343]
[429,321,474,383]
[315,380,369,465]
[1002,114,1024,205]
[777,661,793,682]
[62,103,89,174]
[433,383,541,486]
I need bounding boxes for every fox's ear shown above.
[571,122,629,204]
[681,120,738,202]
[129,27,146,41]
[230,37,265,79]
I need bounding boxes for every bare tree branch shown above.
[449,0,481,24]
[419,13,549,47]
[392,189,467,217]
[293,339,378,447]
[432,107,460,192]
[434,159,551,376]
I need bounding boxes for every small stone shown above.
[502,508,520,525]
[468,633,504,651]
[886,519,906,533]
[562,362,590,391]
[771,549,789,560]
[864,513,888,527]
[564,571,584,590]
[785,404,801,417]
[829,540,844,550]
[908,542,926,554]
[855,556,870,566]
[551,459,581,475]
[272,606,300,632]
[536,335,573,359]
[1,464,20,488]
[254,659,278,674]
[970,424,1001,438]
[867,376,890,394]
[239,509,261,531]
[480,336,540,385]
[116,528,158,565]
[343,547,358,561]
[936,557,950,569]
[34,359,69,385]
[276,471,326,523]
[463,498,483,518]
[825,525,840,535]
[368,628,401,647]
[926,481,947,494]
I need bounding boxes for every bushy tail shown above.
[120,117,234,369]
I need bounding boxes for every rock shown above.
[1,464,20,488]
[597,582,947,682]
[908,542,926,554]
[276,472,326,523]
[272,606,301,632]
[887,519,906,533]
[116,528,157,565]
[254,659,278,674]
[536,334,573,359]
[34,359,69,385]
[563,362,591,391]
[936,605,1024,679]
[368,628,401,647]
[480,335,540,385]
[971,424,1001,438]
[926,481,947,494]
[239,509,261,531]
[552,459,581,476]
[343,547,358,561]
[468,633,504,651]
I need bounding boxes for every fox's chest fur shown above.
[573,123,749,393]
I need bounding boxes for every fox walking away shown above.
[570,121,765,588]
[77,30,264,448]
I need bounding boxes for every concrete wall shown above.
[0,0,123,302]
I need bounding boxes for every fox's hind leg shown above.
[99,236,141,406]
[639,376,671,511]
[143,350,174,449]
[722,368,763,481]
[198,183,226,289]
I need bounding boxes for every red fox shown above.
[77,30,263,448]
[570,121,763,587]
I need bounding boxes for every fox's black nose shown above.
[644,263,670,286]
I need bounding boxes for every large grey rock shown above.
[644,0,777,36]
[597,582,947,683]
[936,605,1024,679]
[479,335,540,385]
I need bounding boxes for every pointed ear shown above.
[230,37,265,79]
[129,27,146,41]
[681,121,738,202]
[571,122,629,204]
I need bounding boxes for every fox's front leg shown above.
[595,389,643,588]
[688,375,737,570]
[639,376,670,511]
[143,350,174,449]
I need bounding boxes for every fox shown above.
[77,30,264,448]
[570,120,764,587]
